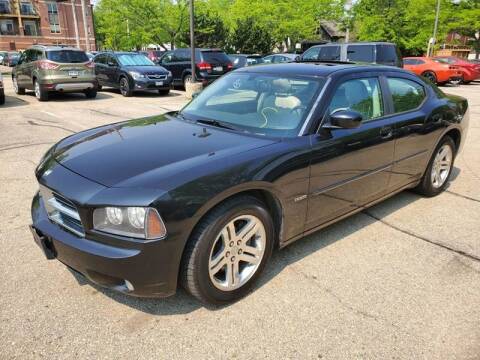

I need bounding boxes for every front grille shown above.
[40,186,85,237]
[147,74,167,80]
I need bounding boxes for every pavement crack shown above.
[89,109,125,118]
[446,190,480,203]
[0,142,54,152]
[363,211,480,263]
[26,120,75,134]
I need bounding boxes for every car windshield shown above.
[46,50,88,63]
[181,72,325,137]
[118,54,155,66]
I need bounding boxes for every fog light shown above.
[124,280,134,291]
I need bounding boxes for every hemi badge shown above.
[294,195,307,202]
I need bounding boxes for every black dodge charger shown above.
[30,63,469,304]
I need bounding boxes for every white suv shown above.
[0,72,4,105]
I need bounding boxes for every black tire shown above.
[414,136,456,197]
[158,89,170,96]
[12,76,25,95]
[84,88,97,99]
[180,196,274,305]
[183,74,193,89]
[119,77,133,97]
[97,84,103,91]
[463,80,472,84]
[34,79,48,102]
[421,71,437,84]
[0,89,5,105]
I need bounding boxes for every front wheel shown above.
[13,76,25,95]
[183,74,193,89]
[0,89,4,105]
[422,71,437,84]
[415,136,455,197]
[119,77,133,97]
[181,196,274,304]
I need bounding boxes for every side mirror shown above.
[329,110,362,129]
[107,61,116,67]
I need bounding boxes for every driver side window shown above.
[161,52,173,64]
[327,78,384,122]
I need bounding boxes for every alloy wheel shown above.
[423,72,436,83]
[120,78,129,96]
[13,77,18,92]
[208,215,266,291]
[34,81,41,99]
[431,144,453,188]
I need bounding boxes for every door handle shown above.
[380,126,393,139]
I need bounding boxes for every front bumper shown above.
[30,192,180,298]
[133,78,172,91]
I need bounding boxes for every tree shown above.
[446,0,480,58]
[229,17,274,54]
[179,9,229,48]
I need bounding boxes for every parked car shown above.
[2,51,20,67]
[432,56,480,84]
[403,56,463,85]
[145,49,166,63]
[158,48,233,88]
[0,72,4,105]
[228,54,264,69]
[262,53,298,64]
[94,51,172,96]
[30,62,469,304]
[301,42,403,67]
[12,45,97,101]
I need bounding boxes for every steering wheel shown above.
[290,105,307,116]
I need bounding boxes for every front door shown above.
[306,74,396,230]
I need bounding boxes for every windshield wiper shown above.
[196,118,238,131]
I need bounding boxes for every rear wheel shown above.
[119,77,133,97]
[463,80,472,84]
[97,84,103,91]
[415,136,455,197]
[84,88,97,99]
[0,89,5,105]
[12,76,25,95]
[181,196,274,304]
[421,71,437,84]
[183,74,193,89]
[34,79,48,101]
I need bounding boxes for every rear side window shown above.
[403,59,415,65]
[302,46,320,60]
[376,45,398,64]
[47,50,89,63]
[318,46,340,61]
[387,78,425,113]
[174,49,190,62]
[201,51,230,64]
[347,45,375,63]
[328,77,384,122]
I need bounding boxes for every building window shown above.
[24,20,38,36]
[47,2,60,33]
[20,1,36,15]
[0,0,11,14]
[0,19,16,35]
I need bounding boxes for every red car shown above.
[403,57,462,85]
[433,56,480,84]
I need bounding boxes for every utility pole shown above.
[189,0,196,83]
[71,0,80,48]
[429,0,441,57]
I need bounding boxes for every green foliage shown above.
[229,17,274,54]
[179,9,229,48]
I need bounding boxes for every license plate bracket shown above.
[155,81,164,86]
[30,225,56,259]
[68,71,79,77]
[213,66,223,72]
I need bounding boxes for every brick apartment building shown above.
[0,0,96,52]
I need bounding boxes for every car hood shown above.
[124,65,168,74]
[51,114,277,188]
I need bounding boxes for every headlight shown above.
[93,207,166,239]
[167,71,172,77]
[128,71,144,80]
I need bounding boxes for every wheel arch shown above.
[444,128,461,152]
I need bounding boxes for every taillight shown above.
[38,60,59,70]
[197,62,212,71]
[227,63,233,70]
[85,61,95,69]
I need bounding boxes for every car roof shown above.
[30,45,81,51]
[236,62,406,77]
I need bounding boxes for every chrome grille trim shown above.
[147,74,167,80]
[40,186,85,237]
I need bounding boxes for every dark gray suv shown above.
[301,42,403,67]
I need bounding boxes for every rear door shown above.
[104,55,120,85]
[306,73,396,229]
[346,44,375,64]
[318,45,341,61]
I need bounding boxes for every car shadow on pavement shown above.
[23,91,114,102]
[99,88,183,98]
[70,168,461,315]
[1,96,28,108]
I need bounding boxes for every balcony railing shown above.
[0,29,18,35]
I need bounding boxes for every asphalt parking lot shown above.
[1,65,479,359]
